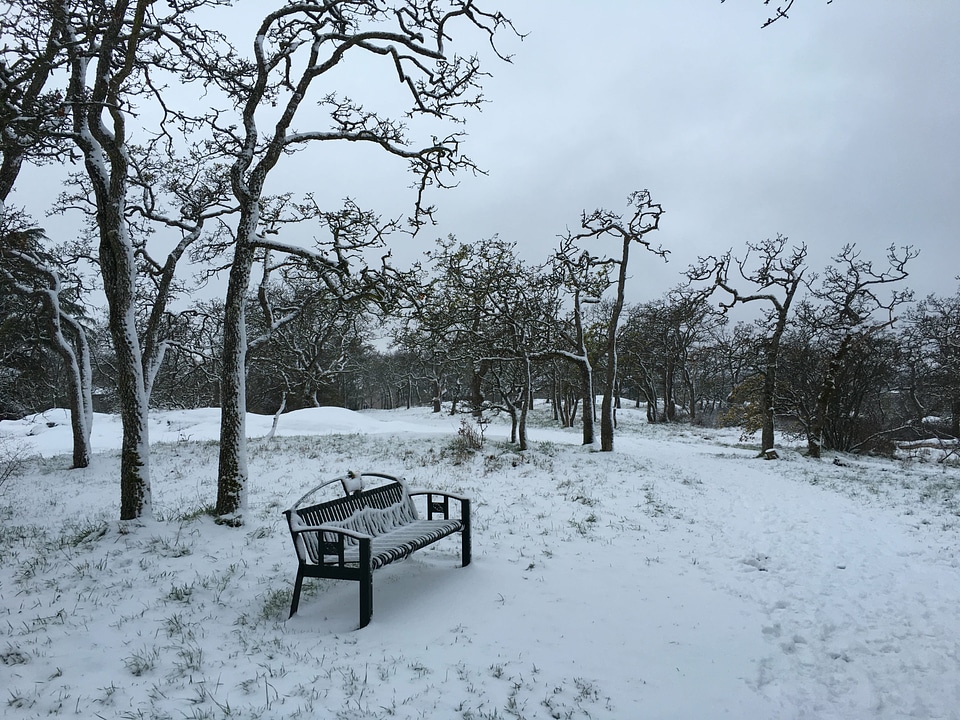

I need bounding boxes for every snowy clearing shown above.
[1,404,959,719]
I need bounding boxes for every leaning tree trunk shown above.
[599,236,631,452]
[49,313,94,470]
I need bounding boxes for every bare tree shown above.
[192,2,515,523]
[125,149,237,401]
[0,222,94,467]
[691,235,807,456]
[620,288,722,424]
[402,235,555,448]
[0,1,68,204]
[903,286,960,440]
[566,191,666,451]
[51,0,229,519]
[801,244,916,457]
[0,2,93,465]
[549,237,611,446]
[246,279,372,413]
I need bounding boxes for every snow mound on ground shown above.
[0,406,460,458]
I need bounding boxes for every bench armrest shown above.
[289,523,372,542]
[408,489,469,502]
[288,522,372,566]
[408,489,471,522]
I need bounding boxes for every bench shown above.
[283,471,471,628]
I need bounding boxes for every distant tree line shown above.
[5,226,958,460]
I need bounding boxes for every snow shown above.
[341,470,365,494]
[1,404,959,719]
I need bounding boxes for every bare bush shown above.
[0,435,32,491]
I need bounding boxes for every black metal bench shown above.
[283,472,471,628]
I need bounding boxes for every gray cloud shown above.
[418,1,960,300]
[14,2,958,304]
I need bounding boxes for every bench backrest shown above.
[288,480,420,563]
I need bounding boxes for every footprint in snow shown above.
[742,553,771,572]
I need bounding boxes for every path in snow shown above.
[617,430,960,719]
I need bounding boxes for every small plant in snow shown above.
[173,641,204,676]
[124,645,160,676]
[445,418,486,464]
[0,435,33,492]
[0,645,29,665]
[6,687,34,710]
[58,519,109,548]
[146,530,194,558]
[260,587,293,620]
[167,582,194,603]
[459,418,485,450]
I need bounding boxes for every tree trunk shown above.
[759,351,777,456]
[216,222,256,523]
[265,392,287,441]
[599,237,630,452]
[663,359,676,421]
[518,356,531,451]
[432,377,442,413]
[569,395,579,427]
[52,316,93,469]
[471,359,489,417]
[100,224,152,520]
[600,391,614,451]
[552,370,561,422]
[642,379,659,423]
[683,369,696,423]
[60,1,153,519]
[579,359,595,445]
[808,339,851,458]
[26,280,95,470]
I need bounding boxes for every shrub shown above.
[444,418,485,464]
[0,435,32,492]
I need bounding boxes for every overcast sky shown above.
[17,1,960,307]
[374,1,960,303]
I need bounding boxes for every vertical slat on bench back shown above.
[294,495,363,563]
[363,481,420,524]
[363,482,404,510]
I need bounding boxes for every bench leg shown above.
[359,539,373,629]
[462,499,472,567]
[290,567,305,618]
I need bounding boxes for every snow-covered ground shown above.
[1,404,959,719]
